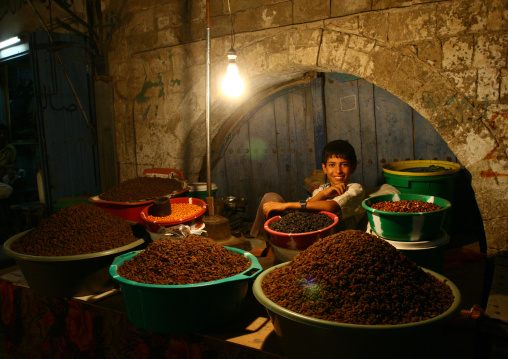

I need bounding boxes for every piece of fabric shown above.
[249,192,284,240]
[309,182,365,231]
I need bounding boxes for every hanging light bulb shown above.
[221,47,244,98]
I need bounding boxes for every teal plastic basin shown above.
[362,193,451,241]
[109,247,262,334]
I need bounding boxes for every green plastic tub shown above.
[362,193,451,241]
[109,247,262,334]
[382,160,460,200]
[253,262,461,359]
[382,231,449,274]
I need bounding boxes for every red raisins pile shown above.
[268,212,333,233]
[99,177,185,202]
[371,200,442,213]
[10,203,138,256]
[117,235,251,285]
[262,230,454,325]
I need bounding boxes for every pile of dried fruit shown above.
[99,177,185,202]
[10,203,138,256]
[262,230,454,325]
[117,235,250,285]
[370,200,442,213]
[268,212,333,233]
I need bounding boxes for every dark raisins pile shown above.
[371,200,442,213]
[117,235,251,285]
[10,203,138,256]
[262,230,454,325]
[268,212,333,233]
[99,177,185,202]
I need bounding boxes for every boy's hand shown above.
[321,183,348,198]
[263,201,287,217]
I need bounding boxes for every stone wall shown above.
[104,0,507,256]
[1,0,506,256]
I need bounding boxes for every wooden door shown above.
[31,30,100,211]
[211,73,457,221]
[324,73,456,190]
[212,78,325,220]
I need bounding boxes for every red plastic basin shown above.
[264,211,339,250]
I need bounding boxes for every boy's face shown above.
[322,155,356,186]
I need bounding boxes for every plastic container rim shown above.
[109,246,263,289]
[362,194,451,217]
[253,262,461,332]
[3,229,146,262]
[382,160,461,177]
[264,211,339,237]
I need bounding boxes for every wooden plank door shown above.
[31,30,100,211]
[324,73,457,191]
[212,78,324,220]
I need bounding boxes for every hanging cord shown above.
[226,0,235,49]
[26,0,93,130]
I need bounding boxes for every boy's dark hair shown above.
[321,140,357,166]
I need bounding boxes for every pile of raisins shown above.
[117,235,251,285]
[10,203,138,256]
[99,177,185,202]
[371,200,442,213]
[268,212,333,233]
[262,230,455,325]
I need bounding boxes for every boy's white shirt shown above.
[308,182,366,229]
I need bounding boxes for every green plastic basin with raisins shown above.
[253,262,461,359]
[109,247,262,334]
[362,193,451,241]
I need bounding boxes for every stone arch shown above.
[183,23,505,256]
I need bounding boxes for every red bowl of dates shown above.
[264,211,339,250]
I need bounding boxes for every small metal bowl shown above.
[221,196,247,209]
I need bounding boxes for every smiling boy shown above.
[250,140,366,239]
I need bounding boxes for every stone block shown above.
[474,34,508,69]
[388,4,436,44]
[229,0,287,13]
[331,0,371,17]
[501,69,508,103]
[443,69,477,101]
[155,2,186,30]
[294,0,330,23]
[372,0,413,10]
[478,67,500,103]
[210,14,232,38]
[155,27,184,48]
[487,0,508,31]
[124,8,155,36]
[359,11,389,42]
[342,48,373,79]
[449,122,498,168]
[318,30,349,68]
[481,104,508,143]
[234,2,292,33]
[442,35,474,71]
[325,15,360,35]
[415,40,442,69]
[436,0,487,37]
